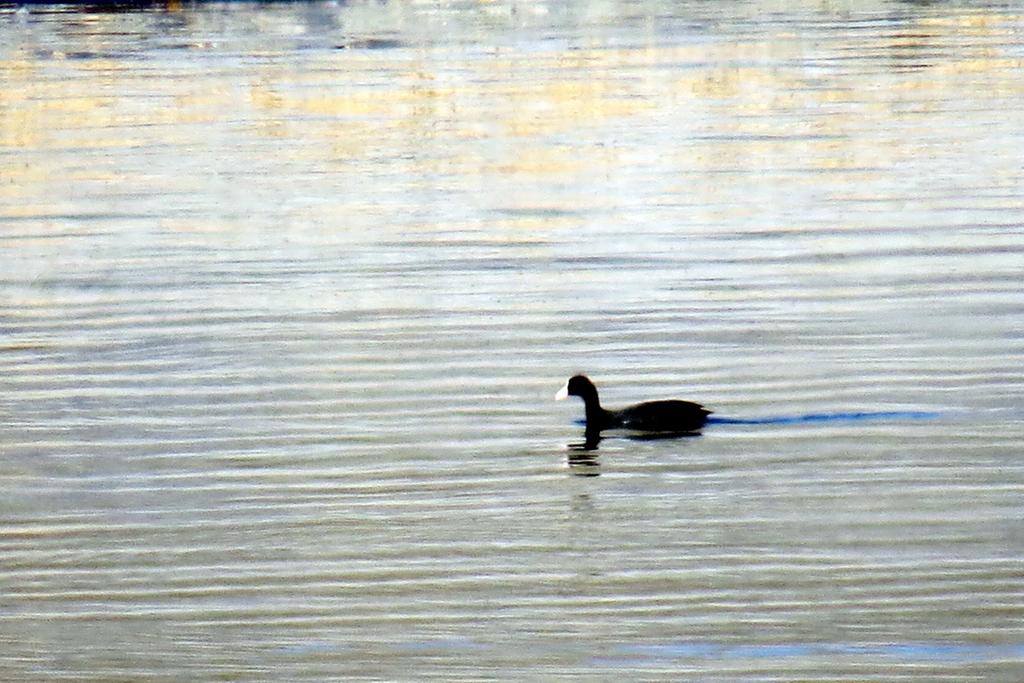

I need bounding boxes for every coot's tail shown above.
[707,410,941,426]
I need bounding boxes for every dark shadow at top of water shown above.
[9,0,169,10]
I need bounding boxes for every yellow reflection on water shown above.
[1,4,1023,224]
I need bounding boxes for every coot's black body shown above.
[556,374,711,434]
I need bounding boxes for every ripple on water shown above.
[1,0,1023,680]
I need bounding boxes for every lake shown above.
[1,0,1023,679]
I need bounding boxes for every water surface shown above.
[2,0,1023,679]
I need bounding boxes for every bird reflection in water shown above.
[566,431,602,476]
[565,429,706,476]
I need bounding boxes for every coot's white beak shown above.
[555,382,569,401]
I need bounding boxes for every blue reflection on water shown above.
[707,410,942,425]
[600,640,1024,664]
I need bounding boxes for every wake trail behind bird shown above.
[706,410,943,426]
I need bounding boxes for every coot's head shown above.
[555,375,599,402]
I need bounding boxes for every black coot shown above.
[556,374,711,434]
